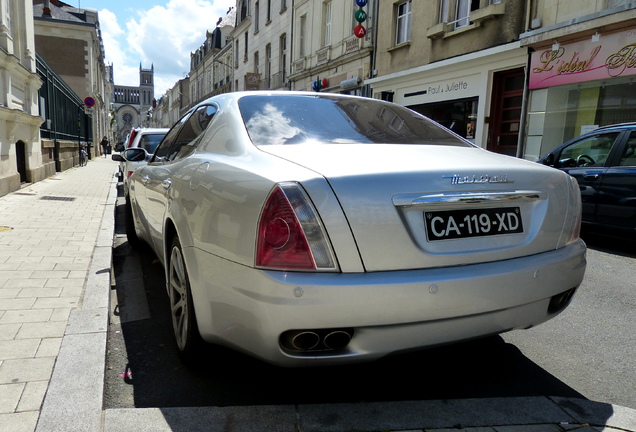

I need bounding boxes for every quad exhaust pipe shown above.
[281,328,353,352]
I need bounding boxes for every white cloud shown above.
[99,9,138,85]
[123,0,231,96]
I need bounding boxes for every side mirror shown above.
[121,147,149,162]
[545,154,555,166]
[111,154,124,162]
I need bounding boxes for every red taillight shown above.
[257,186,315,270]
[256,183,338,272]
[127,171,134,179]
[127,130,138,148]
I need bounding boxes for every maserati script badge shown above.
[443,174,514,185]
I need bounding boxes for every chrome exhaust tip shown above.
[323,330,352,350]
[287,331,320,350]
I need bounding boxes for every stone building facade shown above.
[288,0,374,96]
[231,0,374,96]
[368,0,528,155]
[33,0,112,156]
[151,77,190,129]
[189,24,234,106]
[0,0,44,196]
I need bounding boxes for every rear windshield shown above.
[138,134,166,154]
[238,94,471,147]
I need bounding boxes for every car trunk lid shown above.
[261,144,572,271]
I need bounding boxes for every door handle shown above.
[583,174,600,181]
[162,179,172,190]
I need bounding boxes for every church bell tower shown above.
[139,64,155,110]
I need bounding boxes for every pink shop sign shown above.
[529,29,636,89]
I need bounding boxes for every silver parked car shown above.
[126,91,586,367]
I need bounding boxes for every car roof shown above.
[194,90,383,109]
[594,122,636,131]
[134,128,170,134]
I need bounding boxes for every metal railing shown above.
[37,54,92,144]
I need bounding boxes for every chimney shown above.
[43,0,52,18]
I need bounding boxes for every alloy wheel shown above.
[169,239,190,352]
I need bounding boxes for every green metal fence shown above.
[37,53,92,145]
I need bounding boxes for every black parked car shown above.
[539,123,636,233]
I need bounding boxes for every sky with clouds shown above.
[73,0,235,98]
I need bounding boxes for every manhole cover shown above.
[0,226,13,232]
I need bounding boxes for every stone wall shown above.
[0,172,21,198]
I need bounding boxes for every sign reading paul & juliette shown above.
[529,29,636,89]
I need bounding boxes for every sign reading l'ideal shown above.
[529,29,636,89]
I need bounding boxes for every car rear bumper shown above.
[184,239,586,367]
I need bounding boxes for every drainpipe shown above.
[370,0,380,82]
[289,0,295,90]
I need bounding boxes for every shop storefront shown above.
[523,28,636,161]
[367,42,528,154]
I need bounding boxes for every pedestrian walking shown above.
[79,144,87,166]
[100,136,109,157]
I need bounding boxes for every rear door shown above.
[138,105,217,255]
[594,130,636,230]
[135,115,191,252]
[554,131,622,225]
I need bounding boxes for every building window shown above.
[254,51,260,74]
[239,0,248,22]
[396,0,412,45]
[255,1,260,32]
[322,1,332,47]
[454,0,479,29]
[235,40,240,66]
[299,14,307,57]
[244,32,248,62]
[439,0,449,23]
[267,0,272,22]
[5,1,12,38]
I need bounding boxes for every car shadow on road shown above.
[581,227,636,258]
[105,184,587,410]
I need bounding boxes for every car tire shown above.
[168,236,202,361]
[125,198,143,250]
